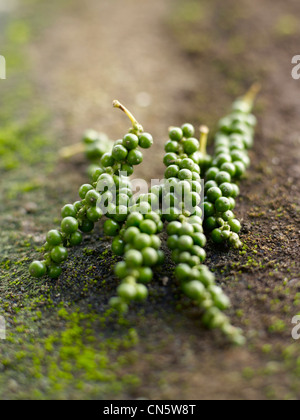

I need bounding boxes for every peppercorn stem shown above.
[243,82,261,108]
[113,100,144,134]
[59,142,85,159]
[199,125,209,155]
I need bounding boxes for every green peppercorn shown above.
[138,267,153,284]
[139,133,153,149]
[51,246,68,263]
[166,221,182,236]
[142,247,158,266]
[79,219,95,233]
[184,281,206,301]
[112,237,125,256]
[206,167,219,181]
[191,181,201,194]
[163,207,181,222]
[219,182,234,197]
[126,212,144,228]
[123,133,139,150]
[61,204,76,218]
[163,152,178,166]
[46,230,63,247]
[178,169,193,180]
[127,149,143,165]
[228,197,236,210]
[231,183,240,198]
[192,232,207,247]
[115,261,128,279]
[133,233,152,250]
[79,184,93,199]
[211,228,225,244]
[215,171,232,185]
[123,226,139,243]
[73,201,83,213]
[167,235,178,250]
[204,216,218,231]
[61,217,79,234]
[119,163,134,176]
[175,263,191,281]
[222,210,235,221]
[178,223,193,236]
[98,173,115,189]
[125,249,143,268]
[169,127,183,142]
[104,219,120,236]
[233,161,246,178]
[117,283,137,301]
[165,165,179,179]
[229,218,241,233]
[204,202,215,218]
[112,144,128,162]
[206,187,222,203]
[182,138,199,155]
[165,140,179,154]
[215,197,231,213]
[69,231,83,246]
[204,180,218,193]
[140,219,157,235]
[188,215,202,225]
[150,235,161,250]
[87,206,103,222]
[135,284,148,301]
[29,261,47,278]
[91,167,105,182]
[113,206,128,223]
[179,252,191,264]
[181,123,195,138]
[85,190,100,207]
[177,235,193,252]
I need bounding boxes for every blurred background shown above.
[1,0,300,180]
[0,0,300,400]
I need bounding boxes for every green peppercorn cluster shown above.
[161,124,203,220]
[29,102,153,280]
[82,130,114,180]
[83,130,113,162]
[203,87,258,248]
[59,129,113,173]
[160,125,244,344]
[167,219,244,345]
[97,129,153,234]
[109,210,164,313]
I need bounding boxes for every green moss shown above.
[6,20,31,45]
[269,319,287,334]
[262,344,272,355]
[242,367,255,380]
[275,15,299,37]
[0,305,142,399]
[169,0,207,25]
